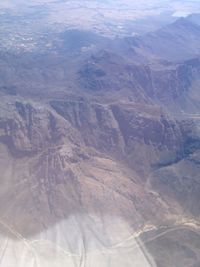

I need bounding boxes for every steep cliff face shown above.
[150,122,200,217]
[50,98,187,174]
[0,94,196,239]
[77,52,200,113]
[0,99,81,156]
[1,15,200,266]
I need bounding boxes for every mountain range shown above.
[0,12,200,267]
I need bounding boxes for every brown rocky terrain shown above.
[1,13,200,267]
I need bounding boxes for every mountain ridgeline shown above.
[1,13,200,267]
